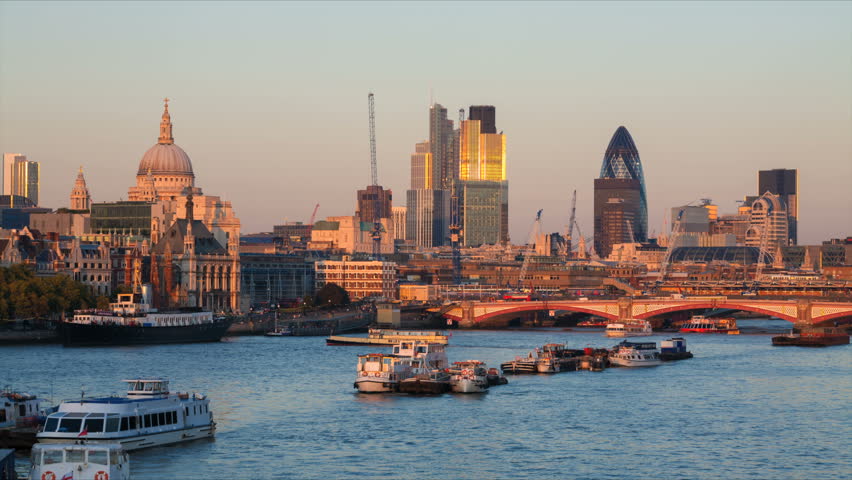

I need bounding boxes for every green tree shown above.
[315,283,350,307]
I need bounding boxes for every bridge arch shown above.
[474,303,619,325]
[633,302,798,323]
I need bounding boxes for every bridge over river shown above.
[442,297,852,328]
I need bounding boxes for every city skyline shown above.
[1,2,850,244]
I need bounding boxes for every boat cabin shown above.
[124,378,169,398]
[30,443,130,480]
[392,341,448,369]
[110,293,152,316]
[661,338,688,353]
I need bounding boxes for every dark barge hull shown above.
[60,318,234,346]
[660,352,694,361]
[398,380,451,395]
[771,335,849,347]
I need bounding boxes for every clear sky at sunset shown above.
[1,1,850,244]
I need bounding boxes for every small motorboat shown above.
[485,368,508,386]
[448,361,490,393]
[608,341,662,367]
[605,320,653,337]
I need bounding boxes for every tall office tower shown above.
[356,185,392,223]
[594,126,647,257]
[410,141,432,190]
[594,178,641,257]
[459,119,506,182]
[429,103,456,190]
[405,189,450,248]
[745,193,788,248]
[391,205,407,241]
[2,153,23,195]
[407,140,447,247]
[2,153,39,205]
[70,166,92,211]
[758,168,797,245]
[469,105,496,134]
[457,106,508,246]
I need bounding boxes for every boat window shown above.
[66,449,85,463]
[185,407,189,417]
[106,416,120,432]
[83,417,104,433]
[129,416,137,429]
[44,417,59,432]
[59,418,83,433]
[120,417,129,431]
[152,414,159,427]
[87,450,108,465]
[158,412,166,425]
[143,415,150,428]
[43,450,63,465]
[171,411,177,423]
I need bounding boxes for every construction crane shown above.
[449,108,465,285]
[367,92,382,259]
[308,203,320,226]
[564,189,577,257]
[518,209,543,290]
[658,200,699,286]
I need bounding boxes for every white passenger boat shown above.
[29,442,130,480]
[391,341,449,370]
[37,379,215,451]
[608,341,662,367]
[1,389,41,429]
[354,354,415,393]
[605,320,653,337]
[448,361,490,393]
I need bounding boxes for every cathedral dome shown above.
[136,98,194,177]
[137,143,194,176]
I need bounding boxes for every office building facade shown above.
[406,189,450,248]
[356,185,392,223]
[594,178,641,257]
[459,180,508,246]
[758,168,797,245]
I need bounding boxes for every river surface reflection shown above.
[5,319,851,479]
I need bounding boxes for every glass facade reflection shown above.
[598,126,647,243]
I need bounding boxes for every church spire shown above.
[158,97,174,145]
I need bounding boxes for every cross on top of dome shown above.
[159,97,173,145]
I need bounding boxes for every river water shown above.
[4,319,851,479]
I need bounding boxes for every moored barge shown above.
[63,293,232,346]
[772,327,850,347]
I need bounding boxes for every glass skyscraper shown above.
[596,126,647,252]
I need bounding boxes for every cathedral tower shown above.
[70,166,91,211]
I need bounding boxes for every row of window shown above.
[42,406,207,433]
[66,262,107,269]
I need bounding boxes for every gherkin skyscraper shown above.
[594,126,648,257]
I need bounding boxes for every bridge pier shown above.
[617,297,634,323]
[460,301,476,328]
[796,299,813,328]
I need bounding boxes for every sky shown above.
[1,1,850,245]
